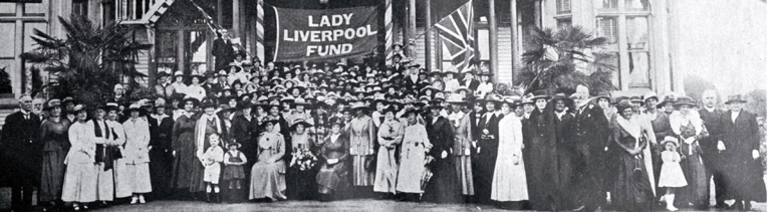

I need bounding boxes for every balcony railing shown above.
[117,0,174,24]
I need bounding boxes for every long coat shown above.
[395,123,432,193]
[349,115,376,186]
[719,110,766,201]
[523,107,559,210]
[373,120,404,194]
[423,116,462,203]
[555,111,577,209]
[450,112,474,196]
[572,101,610,210]
[170,114,198,189]
[149,115,174,193]
[231,114,261,167]
[1,111,41,186]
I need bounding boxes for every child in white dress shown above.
[203,133,225,203]
[658,136,688,211]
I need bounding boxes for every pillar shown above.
[489,0,498,83]
[510,0,518,81]
[256,0,265,64]
[408,0,416,58]
[424,0,431,71]
[384,0,394,65]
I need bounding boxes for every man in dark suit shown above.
[1,95,42,211]
[571,85,609,211]
[459,71,480,91]
[401,63,421,92]
[719,95,765,210]
[698,90,729,208]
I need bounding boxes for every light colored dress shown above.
[373,120,404,194]
[491,114,529,201]
[449,111,474,196]
[62,121,98,203]
[249,132,287,200]
[123,118,152,194]
[658,151,688,188]
[108,120,132,198]
[395,123,432,193]
[93,120,115,201]
[349,115,376,186]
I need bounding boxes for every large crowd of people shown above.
[0,51,766,212]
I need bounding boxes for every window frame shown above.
[595,0,653,89]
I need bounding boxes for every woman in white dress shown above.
[105,103,132,199]
[490,97,528,208]
[395,108,432,202]
[62,105,97,211]
[122,104,153,204]
[373,108,403,197]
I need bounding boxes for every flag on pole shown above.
[434,1,475,73]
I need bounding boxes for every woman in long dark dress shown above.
[170,98,199,198]
[610,100,654,211]
[423,103,463,203]
[316,117,350,201]
[286,118,317,200]
[39,99,71,209]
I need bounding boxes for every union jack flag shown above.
[435,2,475,73]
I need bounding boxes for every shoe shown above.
[82,204,89,210]
[73,205,81,211]
[215,193,222,203]
[205,193,211,203]
[130,196,139,204]
[743,201,752,211]
[139,195,146,204]
[730,201,744,210]
[666,205,678,211]
[715,202,730,209]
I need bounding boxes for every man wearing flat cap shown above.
[1,95,42,211]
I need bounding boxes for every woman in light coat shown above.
[122,104,152,204]
[395,108,432,202]
[62,105,97,211]
[373,107,403,197]
[491,97,528,208]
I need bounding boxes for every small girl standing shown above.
[223,142,247,190]
[658,136,688,211]
[202,133,225,203]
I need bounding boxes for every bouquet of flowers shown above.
[289,148,318,171]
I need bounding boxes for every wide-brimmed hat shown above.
[227,142,242,149]
[643,91,658,103]
[400,107,421,118]
[72,104,86,113]
[237,100,253,110]
[200,98,217,109]
[615,99,633,112]
[596,91,612,102]
[503,96,521,106]
[530,90,549,101]
[293,98,310,107]
[552,93,570,102]
[630,96,644,104]
[350,101,368,110]
[44,99,61,111]
[446,93,465,104]
[62,96,75,104]
[105,102,119,112]
[673,97,697,107]
[724,95,747,105]
[661,136,679,147]
[657,94,676,108]
[280,96,295,104]
[178,97,200,108]
[287,85,305,95]
[290,118,313,129]
[261,119,280,128]
[455,87,472,95]
[157,71,171,77]
[127,103,144,113]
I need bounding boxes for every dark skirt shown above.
[223,165,246,180]
[39,150,67,202]
[287,167,318,200]
[316,160,349,194]
[612,152,654,211]
[678,145,708,207]
[423,158,462,203]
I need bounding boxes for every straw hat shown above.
[724,95,747,105]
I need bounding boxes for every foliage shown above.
[493,82,524,96]
[0,67,11,94]
[683,74,719,106]
[745,89,766,118]
[514,26,617,95]
[128,86,158,103]
[20,15,151,109]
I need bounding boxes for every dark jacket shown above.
[698,108,722,156]
[426,116,455,161]
[149,115,175,151]
[1,111,42,186]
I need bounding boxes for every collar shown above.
[153,113,169,120]
[555,110,566,118]
[20,110,30,115]
[704,107,716,112]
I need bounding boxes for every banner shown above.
[273,6,379,62]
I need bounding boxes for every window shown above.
[626,16,648,50]
[628,52,650,86]
[0,3,15,15]
[0,23,15,58]
[557,19,572,28]
[556,0,571,14]
[625,0,649,10]
[600,0,618,9]
[24,2,46,16]
[73,0,88,17]
[596,17,618,44]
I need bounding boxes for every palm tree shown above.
[514,26,617,95]
[21,15,151,108]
